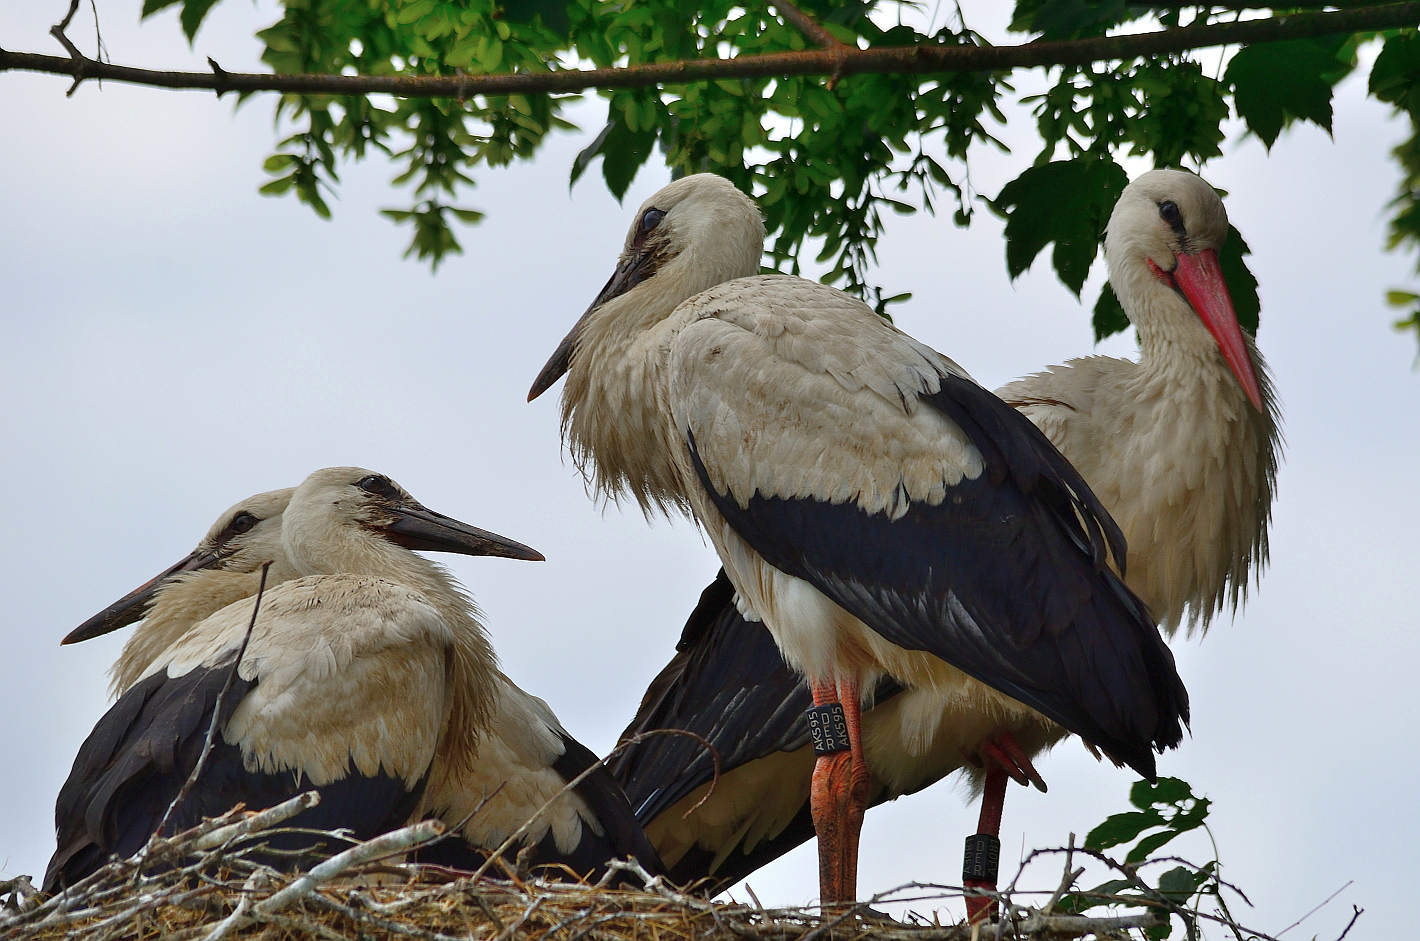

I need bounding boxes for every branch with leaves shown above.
[5,0,1420,345]
[5,6,1418,98]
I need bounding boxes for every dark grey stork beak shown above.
[384,505,545,562]
[62,548,221,645]
[528,241,664,402]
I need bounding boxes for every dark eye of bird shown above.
[359,475,396,498]
[1159,200,1185,235]
[641,208,666,233]
[229,512,257,535]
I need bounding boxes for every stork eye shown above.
[1159,200,1185,234]
[359,475,397,498]
[229,512,257,535]
[640,208,666,233]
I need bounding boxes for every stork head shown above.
[1105,168,1264,412]
[528,173,765,401]
[62,488,296,646]
[283,467,544,580]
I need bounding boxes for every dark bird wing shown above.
[613,570,906,823]
[45,654,427,891]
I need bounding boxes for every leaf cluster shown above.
[1059,777,1223,939]
[136,0,1420,344]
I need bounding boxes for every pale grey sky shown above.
[2,3,1417,937]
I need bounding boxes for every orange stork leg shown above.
[963,732,1046,923]
[808,678,870,907]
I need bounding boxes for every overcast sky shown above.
[3,3,1418,937]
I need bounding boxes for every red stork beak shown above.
[1172,249,1264,413]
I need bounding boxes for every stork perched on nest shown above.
[529,173,1189,907]
[48,467,661,890]
[609,169,1278,909]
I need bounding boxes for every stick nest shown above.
[1,792,1297,941]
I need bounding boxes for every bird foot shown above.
[811,750,868,906]
[976,732,1047,793]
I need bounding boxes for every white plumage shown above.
[610,170,1279,902]
[532,174,1187,906]
[47,467,659,889]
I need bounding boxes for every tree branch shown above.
[2,3,1416,100]
[769,1,847,49]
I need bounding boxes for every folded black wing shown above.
[690,373,1189,779]
[46,656,426,892]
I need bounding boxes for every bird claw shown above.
[976,734,1047,793]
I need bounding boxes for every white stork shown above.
[529,174,1189,905]
[47,467,660,889]
[609,168,1278,908]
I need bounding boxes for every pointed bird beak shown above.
[384,505,545,562]
[61,548,221,645]
[528,244,662,402]
[1172,249,1265,413]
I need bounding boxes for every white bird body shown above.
[611,170,1278,895]
[535,174,1187,903]
[1001,329,1277,637]
[138,572,453,790]
[423,678,614,858]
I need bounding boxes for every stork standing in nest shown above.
[529,173,1189,907]
[609,169,1278,912]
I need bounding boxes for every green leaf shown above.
[1084,810,1162,851]
[573,106,656,201]
[176,0,220,41]
[263,154,297,173]
[994,156,1128,296]
[502,0,571,37]
[1226,36,1354,149]
[140,0,182,18]
[397,0,437,26]
[1219,224,1261,335]
[570,120,615,188]
[1131,776,1193,810]
[1370,34,1420,118]
[448,207,486,223]
[1093,281,1130,341]
[1010,0,1131,40]
[477,37,505,73]
[1124,825,1187,865]
[1157,865,1209,902]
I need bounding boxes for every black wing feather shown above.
[687,372,1188,779]
[46,658,426,892]
[610,571,903,827]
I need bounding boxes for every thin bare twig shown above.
[769,1,846,49]
[3,4,1419,100]
[1276,880,1353,936]
[1333,905,1364,941]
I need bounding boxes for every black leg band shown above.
[806,703,851,755]
[963,833,1000,882]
